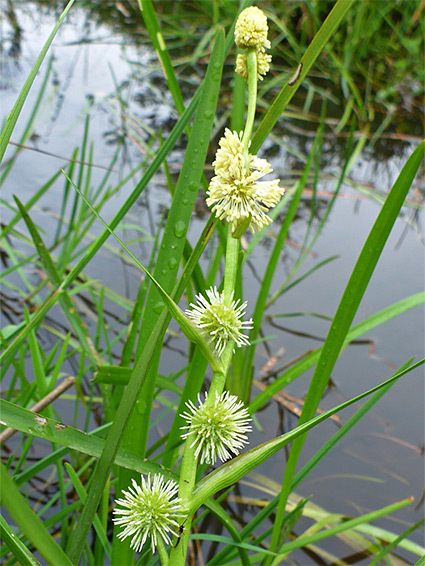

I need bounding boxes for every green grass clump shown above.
[1,1,424,565]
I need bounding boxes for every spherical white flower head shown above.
[234,6,271,51]
[236,51,272,81]
[206,135,285,232]
[180,391,252,464]
[186,286,253,356]
[113,474,183,554]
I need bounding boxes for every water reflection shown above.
[1,3,424,565]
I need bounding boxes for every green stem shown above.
[241,47,257,168]
[223,222,240,303]
[209,370,227,399]
[171,41,258,566]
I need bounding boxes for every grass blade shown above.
[0,463,73,566]
[369,518,424,566]
[267,140,425,559]
[64,172,224,374]
[276,498,414,559]
[138,0,185,116]
[249,291,424,412]
[251,0,356,153]
[0,0,77,164]
[0,514,41,566]
[190,359,423,514]
[0,399,170,477]
[63,463,111,560]
[13,196,101,366]
[0,79,200,369]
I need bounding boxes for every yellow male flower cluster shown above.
[234,6,272,82]
[206,129,285,233]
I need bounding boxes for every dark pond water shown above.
[1,2,424,564]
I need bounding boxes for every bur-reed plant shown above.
[1,2,424,565]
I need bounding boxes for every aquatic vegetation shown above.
[1,2,424,566]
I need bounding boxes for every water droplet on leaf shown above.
[174,221,186,238]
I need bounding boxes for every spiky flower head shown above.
[180,391,252,464]
[186,286,253,356]
[113,474,183,554]
[235,6,271,51]
[236,51,272,81]
[206,130,285,233]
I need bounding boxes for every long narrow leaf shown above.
[189,359,423,514]
[0,399,170,478]
[13,196,101,366]
[0,0,76,164]
[251,0,356,153]
[64,172,223,374]
[267,141,425,557]
[0,515,41,566]
[249,291,424,412]
[0,71,201,369]
[0,463,73,566]
[66,214,218,562]
[275,498,414,559]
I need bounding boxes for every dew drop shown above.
[136,399,147,414]
[153,301,165,313]
[204,110,213,119]
[168,258,178,270]
[182,198,189,206]
[161,269,167,276]
[188,181,197,192]
[174,220,186,238]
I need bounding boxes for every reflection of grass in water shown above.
[1,1,424,565]
[5,0,424,136]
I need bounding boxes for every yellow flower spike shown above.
[234,6,271,51]
[236,51,272,82]
[206,130,285,233]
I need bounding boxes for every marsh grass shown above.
[1,1,424,565]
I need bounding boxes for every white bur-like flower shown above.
[185,286,253,356]
[180,391,252,464]
[113,474,183,553]
[206,129,285,233]
[234,6,271,51]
